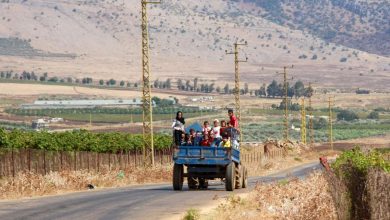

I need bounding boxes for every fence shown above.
[0,148,174,178]
[0,147,285,178]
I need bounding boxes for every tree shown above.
[294,81,305,98]
[108,79,116,86]
[258,83,266,96]
[154,79,159,88]
[209,83,215,93]
[185,80,191,91]
[48,77,59,82]
[313,117,327,129]
[120,80,125,87]
[67,77,73,83]
[224,84,229,94]
[177,79,183,90]
[244,83,249,94]
[165,78,171,89]
[99,79,104,86]
[5,72,12,79]
[287,83,294,98]
[127,82,131,87]
[31,72,38,81]
[216,86,221,93]
[367,111,379,119]
[194,77,198,91]
[267,80,279,97]
[337,110,359,121]
[304,85,314,98]
[278,99,300,111]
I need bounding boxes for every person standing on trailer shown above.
[172,111,185,146]
[228,109,238,129]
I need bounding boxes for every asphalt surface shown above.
[0,162,322,220]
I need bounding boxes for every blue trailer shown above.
[172,145,248,191]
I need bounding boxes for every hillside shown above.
[240,0,390,56]
[0,0,389,90]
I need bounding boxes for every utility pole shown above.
[141,0,161,166]
[301,98,307,144]
[328,97,334,151]
[308,83,314,147]
[226,41,248,142]
[277,66,293,141]
[283,67,288,141]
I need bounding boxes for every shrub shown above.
[337,110,359,121]
[367,111,379,119]
[340,57,348,62]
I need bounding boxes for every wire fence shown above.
[0,147,285,178]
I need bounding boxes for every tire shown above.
[173,164,183,191]
[242,166,248,188]
[235,165,242,189]
[225,162,235,191]
[188,177,199,190]
[199,178,208,189]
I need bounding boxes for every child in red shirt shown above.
[200,132,211,147]
[228,109,238,129]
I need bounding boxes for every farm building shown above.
[20,99,156,109]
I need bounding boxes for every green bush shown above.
[332,147,389,174]
[337,110,359,121]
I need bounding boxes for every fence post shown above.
[74,151,77,171]
[60,151,63,171]
[135,150,137,167]
[108,153,111,171]
[97,152,100,172]
[11,148,15,178]
[43,149,46,175]
[87,152,90,172]
[28,148,31,172]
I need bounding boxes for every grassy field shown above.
[44,112,207,123]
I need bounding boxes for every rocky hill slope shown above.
[0,0,388,89]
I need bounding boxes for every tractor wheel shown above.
[173,164,183,191]
[242,166,248,188]
[225,162,235,191]
[199,178,209,189]
[235,165,242,189]
[188,177,199,190]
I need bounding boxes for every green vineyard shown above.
[0,129,172,153]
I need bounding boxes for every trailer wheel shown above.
[225,162,235,191]
[173,164,183,191]
[235,165,242,189]
[242,166,248,188]
[199,178,208,189]
[188,177,199,190]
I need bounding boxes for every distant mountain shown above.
[0,0,388,90]
[240,0,390,56]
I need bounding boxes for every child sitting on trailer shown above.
[202,121,211,134]
[200,132,211,147]
[219,131,231,148]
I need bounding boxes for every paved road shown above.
[0,162,322,220]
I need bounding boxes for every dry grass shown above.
[210,172,337,220]
[0,164,172,200]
